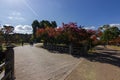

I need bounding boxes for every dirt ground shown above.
[65,46,120,80]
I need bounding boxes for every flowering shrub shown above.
[36,22,97,47]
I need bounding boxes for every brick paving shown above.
[14,45,80,80]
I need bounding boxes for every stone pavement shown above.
[14,45,80,80]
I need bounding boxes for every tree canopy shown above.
[32,20,39,39]
[32,20,58,41]
[100,25,120,44]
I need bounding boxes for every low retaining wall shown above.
[44,44,87,55]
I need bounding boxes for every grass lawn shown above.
[107,45,120,50]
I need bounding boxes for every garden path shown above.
[14,44,80,80]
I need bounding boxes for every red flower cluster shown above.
[36,22,97,44]
[36,28,45,37]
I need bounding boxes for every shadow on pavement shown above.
[83,48,120,68]
[37,44,120,67]
[37,45,81,58]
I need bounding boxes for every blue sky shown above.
[0,0,120,33]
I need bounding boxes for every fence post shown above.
[5,46,15,80]
[83,45,88,55]
[69,43,73,54]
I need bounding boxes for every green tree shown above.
[3,25,14,44]
[99,24,109,30]
[39,20,52,28]
[32,20,39,39]
[39,20,58,28]
[101,29,111,44]
[100,25,120,45]
[0,25,14,46]
[109,26,120,38]
[2,25,14,34]
[51,21,57,28]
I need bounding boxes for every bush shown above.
[36,22,98,51]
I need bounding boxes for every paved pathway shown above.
[65,46,120,80]
[14,45,80,80]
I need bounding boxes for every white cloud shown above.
[8,16,13,20]
[100,24,120,30]
[109,24,120,27]
[8,16,25,21]
[8,11,25,21]
[84,26,96,30]
[14,25,32,34]
[12,12,21,16]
